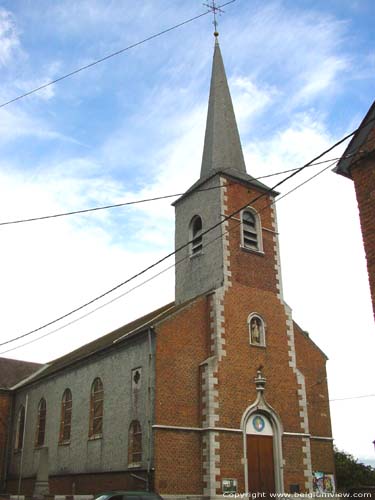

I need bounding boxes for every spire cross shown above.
[203,0,224,36]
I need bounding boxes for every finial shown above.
[254,366,266,393]
[203,0,224,38]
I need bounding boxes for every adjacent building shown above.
[334,100,375,319]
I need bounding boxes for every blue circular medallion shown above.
[252,415,265,432]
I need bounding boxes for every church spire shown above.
[200,37,247,178]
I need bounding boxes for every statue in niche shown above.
[250,317,262,344]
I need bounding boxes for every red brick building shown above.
[334,100,375,319]
[0,358,42,491]
[2,37,334,497]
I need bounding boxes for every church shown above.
[1,34,335,497]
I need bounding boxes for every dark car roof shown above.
[95,492,162,498]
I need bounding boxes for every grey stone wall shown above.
[9,332,154,478]
[175,174,224,304]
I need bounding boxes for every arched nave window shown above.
[15,405,25,450]
[128,420,142,466]
[89,378,103,438]
[59,388,72,444]
[35,398,46,447]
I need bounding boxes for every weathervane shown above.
[203,0,224,37]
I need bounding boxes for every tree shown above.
[335,447,375,490]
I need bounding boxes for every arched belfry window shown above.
[89,378,103,438]
[248,314,266,347]
[59,389,72,444]
[35,398,46,447]
[241,208,262,252]
[190,215,203,256]
[128,420,142,466]
[15,405,25,450]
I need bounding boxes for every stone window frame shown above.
[59,388,72,445]
[189,215,203,256]
[89,377,104,439]
[15,405,25,451]
[35,397,46,447]
[128,420,142,467]
[241,207,263,253]
[248,313,266,347]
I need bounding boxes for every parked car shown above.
[94,491,163,500]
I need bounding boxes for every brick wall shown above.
[154,297,209,494]
[6,470,150,496]
[282,436,306,491]
[293,323,332,439]
[0,391,12,490]
[154,177,334,496]
[351,152,375,318]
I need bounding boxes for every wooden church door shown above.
[246,414,275,494]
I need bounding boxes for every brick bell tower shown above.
[171,33,334,495]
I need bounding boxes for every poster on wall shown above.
[222,479,238,494]
[313,471,335,493]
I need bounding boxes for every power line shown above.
[0,159,338,356]
[330,394,375,402]
[0,185,225,226]
[0,1,236,109]
[0,165,318,348]
[1,116,373,350]
[0,158,338,227]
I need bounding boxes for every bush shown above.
[335,447,375,490]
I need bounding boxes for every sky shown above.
[0,0,374,467]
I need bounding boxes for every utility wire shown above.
[1,116,374,350]
[0,1,236,109]
[0,159,338,356]
[330,394,375,402]
[0,157,339,228]
[0,185,225,226]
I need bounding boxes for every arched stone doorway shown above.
[241,370,284,494]
[246,413,275,493]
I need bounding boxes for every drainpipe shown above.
[146,327,154,491]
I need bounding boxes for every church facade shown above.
[2,37,335,498]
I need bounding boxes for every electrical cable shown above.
[0,0,236,109]
[0,159,339,354]
[0,156,346,228]
[1,115,374,350]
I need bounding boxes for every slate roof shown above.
[334,99,375,179]
[13,299,195,388]
[173,168,278,206]
[173,39,277,207]
[0,357,42,389]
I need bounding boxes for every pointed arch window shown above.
[248,314,266,347]
[15,405,25,450]
[35,398,46,447]
[89,378,103,438]
[241,208,262,252]
[128,420,142,466]
[59,389,72,444]
[190,215,203,256]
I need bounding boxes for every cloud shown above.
[0,106,81,145]
[227,2,350,112]
[230,76,278,132]
[13,61,62,101]
[0,7,20,66]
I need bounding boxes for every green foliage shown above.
[335,447,375,490]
